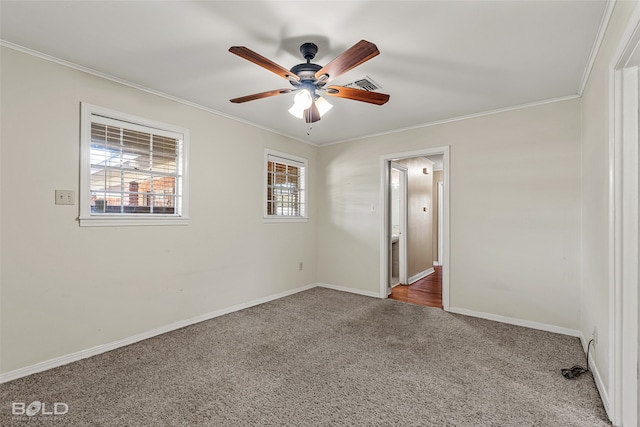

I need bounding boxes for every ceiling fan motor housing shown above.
[300,42,318,61]
[290,62,321,81]
[290,43,322,84]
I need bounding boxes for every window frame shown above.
[79,103,190,227]
[264,149,308,223]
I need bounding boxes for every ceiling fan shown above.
[228,40,390,123]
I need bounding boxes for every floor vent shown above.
[343,76,381,91]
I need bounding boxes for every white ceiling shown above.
[0,0,608,146]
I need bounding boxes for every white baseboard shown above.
[317,283,381,299]
[408,267,435,285]
[448,306,582,337]
[579,334,611,421]
[0,283,317,384]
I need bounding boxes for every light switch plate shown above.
[55,190,75,205]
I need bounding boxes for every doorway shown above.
[379,146,450,311]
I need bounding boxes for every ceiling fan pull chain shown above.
[307,124,313,136]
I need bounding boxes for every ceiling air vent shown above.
[343,76,380,91]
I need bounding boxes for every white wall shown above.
[580,0,638,414]
[318,99,582,330]
[0,47,318,374]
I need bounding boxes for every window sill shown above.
[263,216,308,223]
[79,215,190,227]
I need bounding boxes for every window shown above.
[80,103,189,226]
[264,149,307,222]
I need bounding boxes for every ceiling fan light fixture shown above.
[289,89,314,118]
[288,103,305,119]
[315,96,333,116]
[295,89,313,109]
[289,94,333,120]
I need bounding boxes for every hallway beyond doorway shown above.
[389,266,442,308]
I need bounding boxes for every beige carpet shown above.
[1,287,610,426]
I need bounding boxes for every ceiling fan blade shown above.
[230,88,293,103]
[304,102,321,123]
[229,46,300,83]
[314,40,380,83]
[324,85,390,105]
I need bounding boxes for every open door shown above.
[389,162,408,290]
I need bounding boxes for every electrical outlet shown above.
[55,190,75,205]
[592,326,598,345]
[299,262,303,271]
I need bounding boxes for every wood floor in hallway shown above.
[389,266,442,308]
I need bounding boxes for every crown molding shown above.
[0,40,317,147]
[578,0,617,95]
[322,94,581,147]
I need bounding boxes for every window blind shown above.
[90,116,182,215]
[266,154,306,217]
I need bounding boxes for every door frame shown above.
[379,146,450,310]
[609,4,640,425]
[436,180,444,266]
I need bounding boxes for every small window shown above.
[264,149,307,222]
[80,103,189,226]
